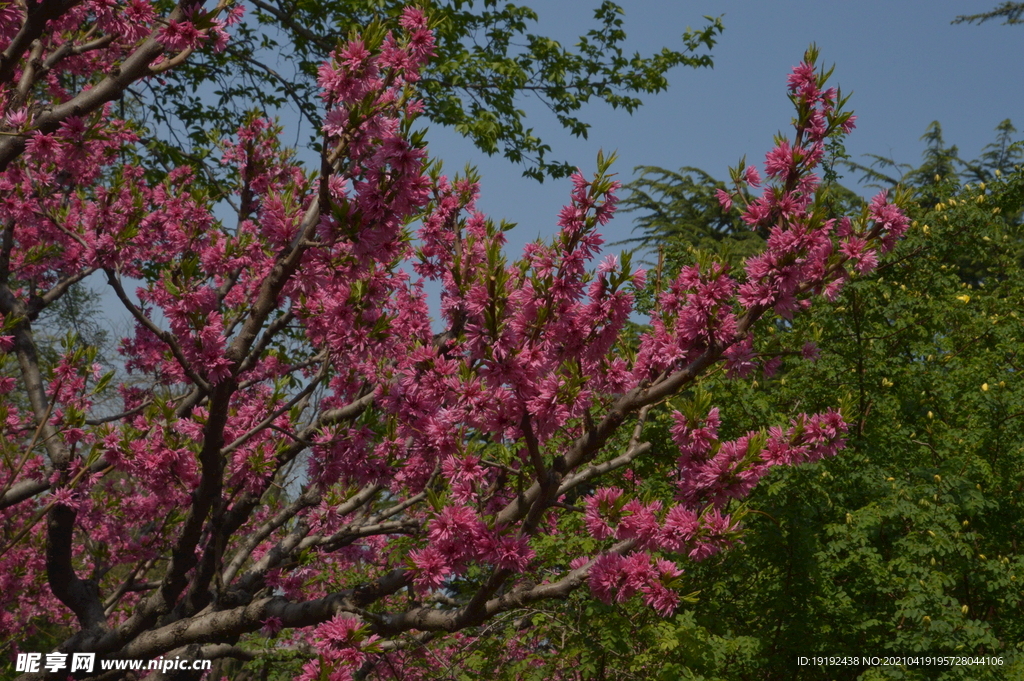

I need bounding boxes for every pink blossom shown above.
[743,165,762,187]
[715,188,732,211]
[261,617,283,636]
[159,19,203,51]
[588,553,626,604]
[764,140,793,178]
[409,546,451,593]
[618,552,655,602]
[584,487,624,540]
[660,506,700,553]
[485,533,535,572]
[787,61,817,93]
[641,559,683,616]
[615,499,662,549]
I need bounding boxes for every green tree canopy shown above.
[143,1,722,183]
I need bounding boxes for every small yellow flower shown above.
[982,383,989,391]
[956,294,970,303]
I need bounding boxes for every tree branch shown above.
[104,269,212,392]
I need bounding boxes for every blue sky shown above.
[424,1,1023,254]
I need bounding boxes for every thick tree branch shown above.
[30,267,98,318]
[108,569,410,662]
[226,198,320,367]
[0,4,191,171]
[220,484,324,585]
[558,442,652,496]
[47,504,109,631]
[373,539,637,636]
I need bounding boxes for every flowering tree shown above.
[0,1,907,678]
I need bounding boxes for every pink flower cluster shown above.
[408,505,535,592]
[671,407,847,508]
[297,615,381,681]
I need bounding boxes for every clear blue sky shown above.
[424,1,1023,253]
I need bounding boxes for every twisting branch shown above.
[372,539,638,636]
[105,569,411,662]
[104,268,212,392]
[237,309,295,375]
[225,191,323,369]
[558,405,652,493]
[301,519,420,554]
[13,41,45,109]
[220,356,327,457]
[31,267,99,318]
[220,485,323,586]
[558,442,652,496]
